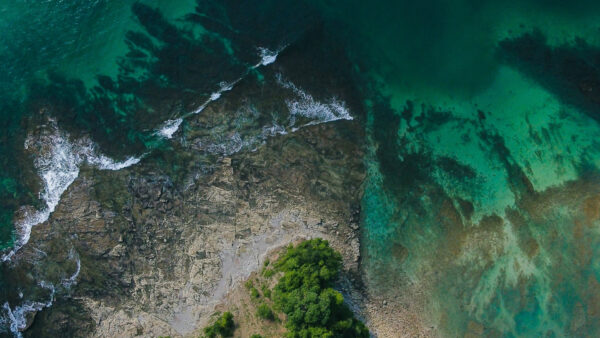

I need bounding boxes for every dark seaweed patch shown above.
[371,99,431,196]
[0,1,318,249]
[499,30,600,121]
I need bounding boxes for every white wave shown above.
[155,96,215,137]
[2,282,55,337]
[208,81,233,102]
[60,248,80,289]
[156,118,183,139]
[2,122,141,262]
[189,74,355,159]
[155,46,283,140]
[202,133,248,156]
[3,131,82,261]
[190,81,238,116]
[1,251,80,335]
[262,122,288,137]
[90,154,141,171]
[256,47,279,66]
[62,258,80,289]
[275,73,353,129]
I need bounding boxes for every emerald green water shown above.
[2,1,600,336]
[326,1,600,336]
[0,0,200,249]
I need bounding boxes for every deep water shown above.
[2,0,600,336]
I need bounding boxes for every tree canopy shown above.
[273,239,369,338]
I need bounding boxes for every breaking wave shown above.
[195,75,354,157]
[1,249,80,338]
[275,73,353,130]
[1,281,55,338]
[156,118,184,139]
[155,47,283,140]
[2,120,140,262]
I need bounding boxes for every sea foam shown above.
[2,121,140,262]
[155,47,282,140]
[2,281,55,337]
[257,47,279,66]
[276,73,353,130]
[156,118,183,139]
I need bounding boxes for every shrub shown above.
[250,335,264,338]
[262,268,275,278]
[261,285,272,299]
[257,303,275,320]
[245,280,254,289]
[250,286,260,299]
[273,239,369,338]
[203,311,235,338]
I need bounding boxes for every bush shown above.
[263,268,275,278]
[273,239,369,338]
[261,285,272,299]
[257,303,275,320]
[203,311,235,338]
[250,286,260,299]
[245,280,254,289]
[250,335,264,338]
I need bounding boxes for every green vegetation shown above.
[261,284,272,299]
[219,239,369,337]
[272,239,369,338]
[245,280,254,289]
[203,311,235,338]
[257,303,275,320]
[264,258,270,267]
[262,268,275,278]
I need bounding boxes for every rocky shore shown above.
[0,48,401,337]
[0,31,437,336]
[20,116,365,337]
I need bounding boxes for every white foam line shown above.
[1,46,285,335]
[87,153,141,171]
[193,80,239,115]
[154,80,241,140]
[262,122,288,137]
[62,258,80,289]
[1,249,80,335]
[156,118,183,139]
[155,47,284,140]
[276,73,353,129]
[2,122,141,262]
[2,281,55,337]
[165,59,354,158]
[255,46,281,67]
[60,248,81,289]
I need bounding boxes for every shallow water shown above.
[1,0,600,336]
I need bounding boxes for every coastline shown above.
[4,50,393,335]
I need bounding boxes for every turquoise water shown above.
[0,0,198,248]
[333,2,600,336]
[0,0,314,249]
[2,1,600,336]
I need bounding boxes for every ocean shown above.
[2,0,600,336]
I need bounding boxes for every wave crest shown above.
[2,120,140,261]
